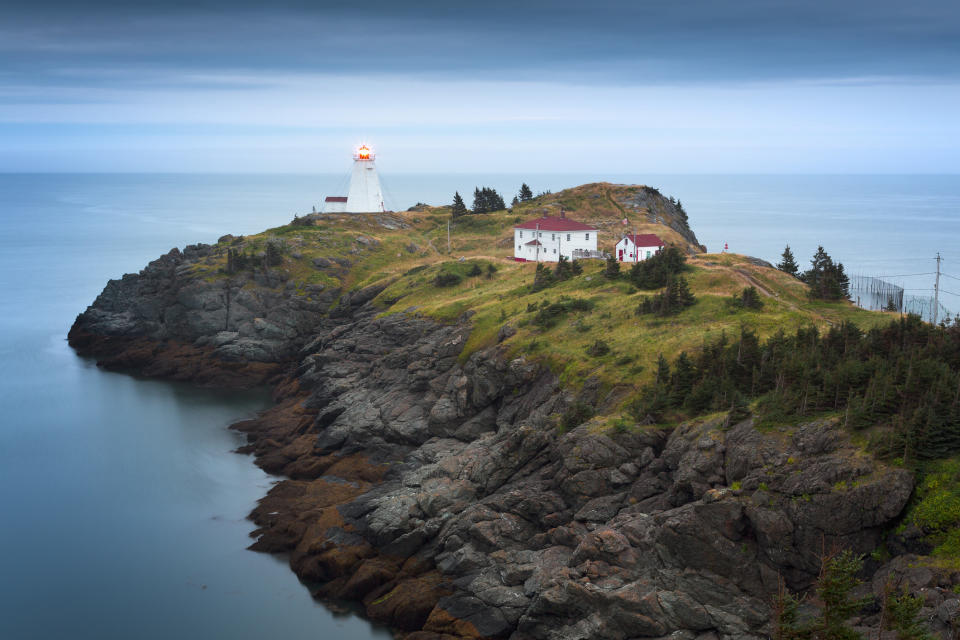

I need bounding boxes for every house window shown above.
[585,233,590,240]
[646,251,652,259]
[553,248,557,254]
[519,231,523,238]
[566,234,571,241]
[518,246,522,251]
[538,232,542,238]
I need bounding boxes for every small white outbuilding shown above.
[615,233,664,263]
[513,214,598,262]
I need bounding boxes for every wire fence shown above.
[849,274,954,324]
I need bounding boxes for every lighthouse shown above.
[324,145,385,213]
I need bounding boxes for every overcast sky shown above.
[2,0,959,173]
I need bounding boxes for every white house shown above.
[513,214,598,262]
[615,233,664,263]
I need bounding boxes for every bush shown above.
[265,238,286,266]
[433,272,462,287]
[586,339,611,357]
[636,276,696,316]
[561,401,595,431]
[533,297,595,328]
[604,256,621,279]
[629,247,687,289]
[729,286,764,311]
[532,263,555,292]
[467,263,483,277]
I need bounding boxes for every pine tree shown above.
[777,245,800,278]
[675,199,689,226]
[674,276,696,308]
[451,191,468,218]
[604,256,621,280]
[472,187,485,214]
[812,550,869,640]
[519,183,533,201]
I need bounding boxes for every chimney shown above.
[560,207,566,218]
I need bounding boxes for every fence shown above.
[849,274,954,324]
[572,249,610,261]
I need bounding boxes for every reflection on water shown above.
[0,174,393,639]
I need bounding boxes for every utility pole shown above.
[447,220,451,254]
[934,252,942,325]
[535,223,541,262]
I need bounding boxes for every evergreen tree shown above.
[777,245,800,278]
[675,199,689,226]
[451,191,468,218]
[472,187,506,213]
[730,286,764,310]
[884,585,934,640]
[472,187,484,213]
[604,256,621,280]
[803,246,849,300]
[773,577,809,640]
[532,263,554,292]
[519,183,533,201]
[554,255,573,281]
[812,550,869,640]
[629,246,687,289]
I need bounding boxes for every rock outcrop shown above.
[68,242,339,385]
[69,240,949,639]
[229,310,917,640]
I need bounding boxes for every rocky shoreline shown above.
[69,235,960,639]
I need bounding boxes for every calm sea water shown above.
[0,173,958,639]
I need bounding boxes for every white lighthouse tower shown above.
[324,145,385,213]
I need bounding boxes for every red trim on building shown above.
[623,233,664,247]
[325,196,348,203]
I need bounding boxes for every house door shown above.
[618,249,623,262]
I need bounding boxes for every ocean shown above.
[0,173,957,639]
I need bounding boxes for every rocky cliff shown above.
[68,187,960,639]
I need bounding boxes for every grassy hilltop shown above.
[190,182,887,403]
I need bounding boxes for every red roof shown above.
[524,239,543,246]
[325,196,348,203]
[514,216,597,232]
[623,233,664,247]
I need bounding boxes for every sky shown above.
[2,0,959,173]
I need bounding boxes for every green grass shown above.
[184,183,893,427]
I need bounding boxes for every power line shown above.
[941,273,960,282]
[870,272,936,278]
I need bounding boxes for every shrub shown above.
[628,246,687,289]
[604,256,621,279]
[636,276,696,316]
[533,297,595,328]
[433,272,462,287]
[532,263,555,292]
[586,339,610,357]
[561,401,595,431]
[467,263,483,277]
[729,286,764,311]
